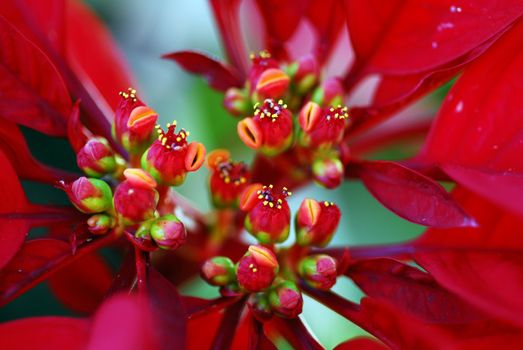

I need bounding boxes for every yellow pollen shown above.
[269,202,274,208]
[263,201,269,206]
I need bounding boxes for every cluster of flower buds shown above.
[201,186,342,320]
[206,149,250,208]
[62,89,203,252]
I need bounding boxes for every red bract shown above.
[1,0,523,349]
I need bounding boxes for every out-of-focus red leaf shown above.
[67,100,91,153]
[345,258,486,324]
[270,317,324,350]
[66,0,134,111]
[415,251,523,329]
[211,300,245,349]
[0,316,88,350]
[0,235,115,306]
[245,312,277,350]
[442,165,523,216]
[334,337,388,350]
[422,20,523,175]
[254,0,303,59]
[356,160,476,227]
[344,0,523,75]
[0,118,77,182]
[86,293,155,350]
[188,308,224,350]
[146,268,187,348]
[0,15,71,136]
[306,0,346,63]
[184,295,240,318]
[48,253,113,314]
[210,0,249,75]
[163,51,243,92]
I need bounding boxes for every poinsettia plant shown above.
[1,0,523,349]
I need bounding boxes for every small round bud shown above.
[224,87,251,116]
[150,214,187,250]
[241,184,291,244]
[236,245,279,292]
[113,169,159,224]
[201,256,236,286]
[247,292,273,321]
[298,103,349,149]
[61,177,113,214]
[268,280,303,318]
[296,199,341,247]
[87,214,115,235]
[312,156,344,189]
[287,54,319,94]
[255,68,290,99]
[312,77,344,107]
[76,137,116,177]
[298,254,338,290]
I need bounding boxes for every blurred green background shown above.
[0,1,438,348]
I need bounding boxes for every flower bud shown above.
[150,214,187,250]
[237,99,293,157]
[298,254,338,290]
[240,184,291,244]
[224,87,250,116]
[248,50,280,90]
[236,245,279,292]
[312,156,344,189]
[287,54,319,94]
[268,280,303,318]
[76,137,116,177]
[201,256,236,286]
[113,169,159,224]
[207,149,250,208]
[113,88,158,155]
[247,293,273,321]
[87,214,115,235]
[312,77,344,107]
[298,103,349,149]
[142,121,206,186]
[255,68,290,99]
[61,177,113,214]
[296,199,341,247]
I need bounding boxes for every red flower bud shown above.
[207,149,250,208]
[201,256,236,286]
[268,280,303,318]
[298,254,338,290]
[224,87,250,116]
[60,177,113,214]
[312,77,344,107]
[255,68,290,99]
[87,214,115,235]
[150,214,187,250]
[113,88,158,154]
[141,121,206,186]
[296,199,341,247]
[113,169,159,224]
[298,102,349,148]
[312,156,344,189]
[237,99,293,156]
[248,50,280,90]
[247,293,273,321]
[76,137,116,177]
[241,183,292,243]
[237,245,279,292]
[287,54,319,94]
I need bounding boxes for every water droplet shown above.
[450,5,462,13]
[455,101,464,112]
[437,22,455,31]
[492,144,499,150]
[17,269,23,273]
[431,41,439,49]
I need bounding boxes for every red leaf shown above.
[65,0,134,111]
[0,15,71,135]
[421,19,523,174]
[86,293,157,350]
[48,253,113,314]
[442,164,523,216]
[163,51,243,92]
[345,258,486,324]
[415,250,523,329]
[188,309,224,350]
[0,316,88,350]
[334,337,388,350]
[356,160,476,227]
[270,317,324,350]
[67,100,91,153]
[345,0,523,75]
[0,235,115,306]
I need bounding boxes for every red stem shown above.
[134,247,150,294]
[210,299,246,350]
